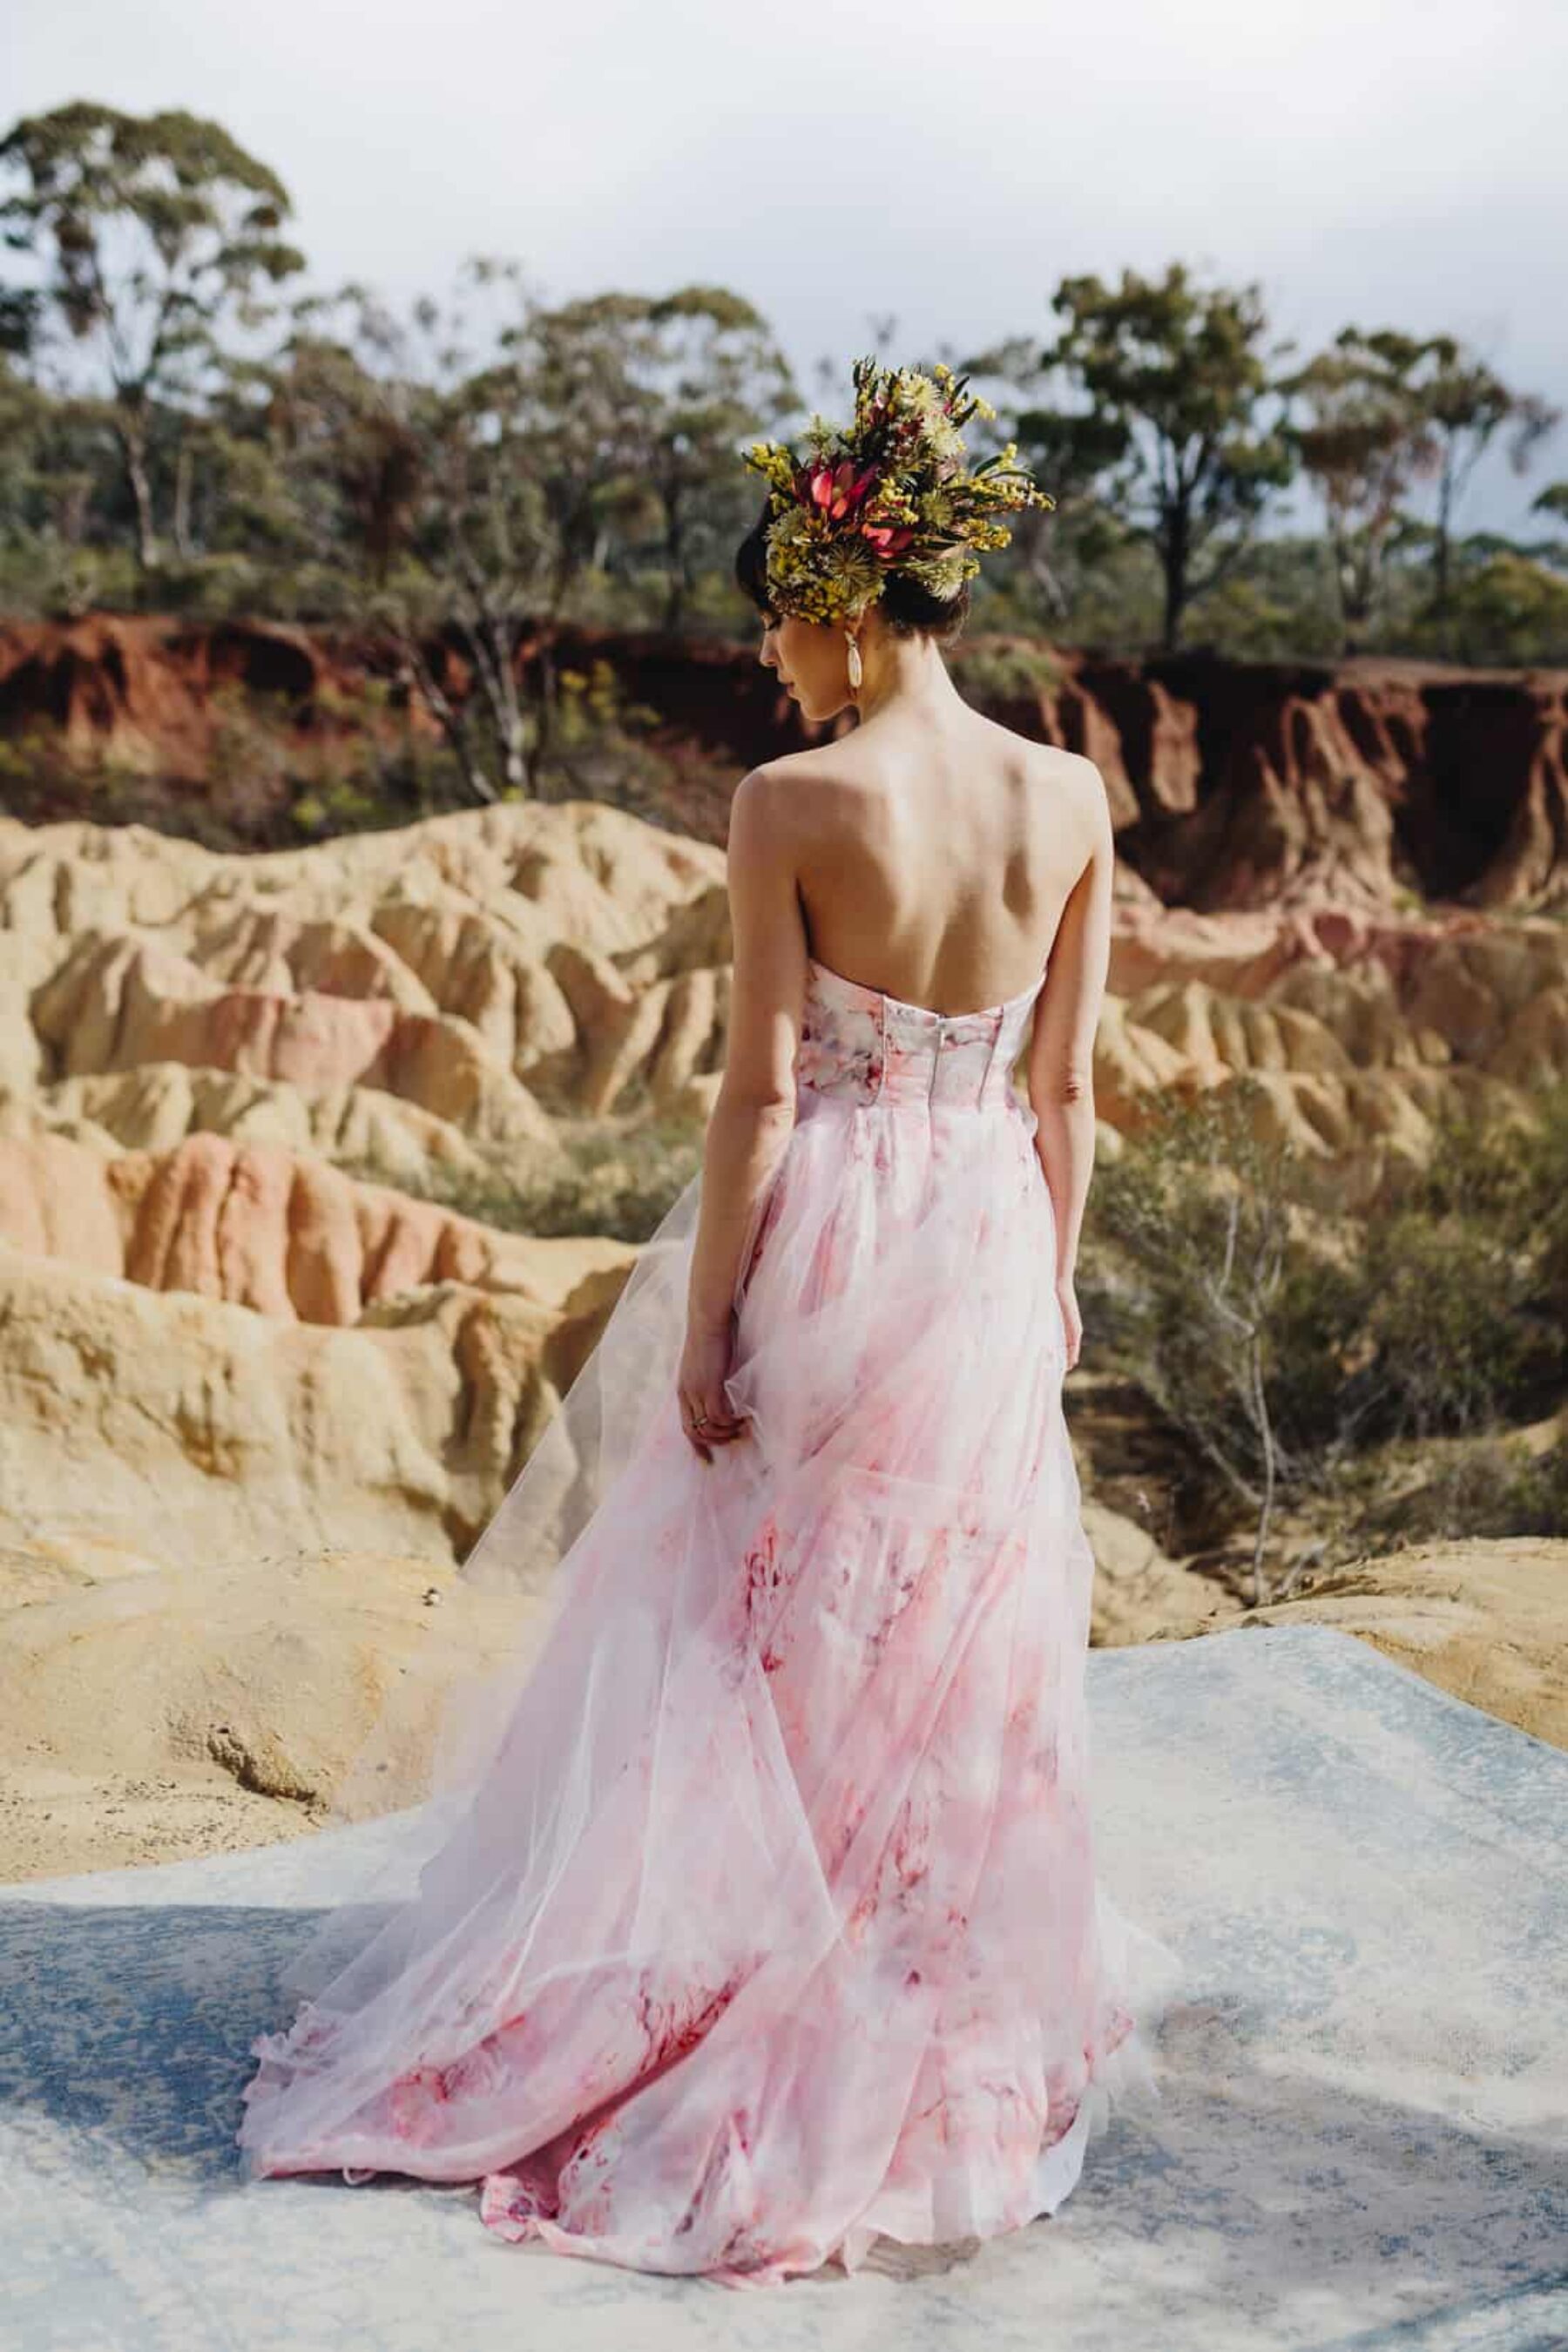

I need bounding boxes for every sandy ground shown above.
[1,1531,1561,1886]
[0,1766,325,1882]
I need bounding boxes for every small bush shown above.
[345,1115,702,1247]
[951,640,1064,707]
[1353,1427,1568,1546]
[1344,1208,1562,1443]
[1081,1070,1568,1584]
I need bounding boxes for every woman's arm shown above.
[679,769,804,1454]
[1024,765,1113,1360]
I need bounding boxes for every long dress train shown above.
[236,950,1180,2286]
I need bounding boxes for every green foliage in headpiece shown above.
[743,355,1053,626]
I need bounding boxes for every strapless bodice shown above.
[796,953,1045,1112]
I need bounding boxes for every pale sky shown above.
[10,0,1568,536]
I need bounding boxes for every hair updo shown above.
[733,497,971,648]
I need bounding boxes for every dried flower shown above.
[745,355,1051,626]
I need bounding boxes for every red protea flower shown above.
[860,522,917,559]
[808,460,879,519]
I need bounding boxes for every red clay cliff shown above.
[1,615,1564,913]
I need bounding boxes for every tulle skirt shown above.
[237,1080,1179,2285]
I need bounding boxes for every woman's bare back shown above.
[772,712,1103,1018]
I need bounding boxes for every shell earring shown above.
[845,630,862,692]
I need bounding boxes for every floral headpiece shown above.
[743,355,1052,629]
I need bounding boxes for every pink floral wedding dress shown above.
[237,950,1175,2287]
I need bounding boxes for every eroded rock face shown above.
[0,1130,634,1325]
[1025,651,1568,915]
[0,1238,632,1571]
[1089,892,1568,1202]
[0,798,733,1129]
[5,619,1565,906]
[1,801,1564,1467]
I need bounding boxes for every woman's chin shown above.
[790,688,850,724]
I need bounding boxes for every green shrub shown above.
[1080,1071,1568,1582]
[1345,1207,1562,1443]
[345,1114,702,1247]
[951,640,1063,706]
[1353,1427,1568,1546]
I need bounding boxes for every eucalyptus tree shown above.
[1281,328,1443,651]
[625,287,799,631]
[267,262,545,799]
[1037,265,1295,650]
[1421,340,1559,616]
[962,330,1132,623]
[490,287,670,627]
[262,263,667,800]
[0,351,125,605]
[0,103,304,571]
[1536,482,1568,553]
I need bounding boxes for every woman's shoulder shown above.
[966,708,1105,794]
[732,747,869,843]
[740,728,1107,851]
[749,721,1104,787]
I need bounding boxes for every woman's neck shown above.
[854,631,968,728]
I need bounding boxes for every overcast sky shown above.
[10,0,1568,535]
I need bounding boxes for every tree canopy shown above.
[2,102,1564,672]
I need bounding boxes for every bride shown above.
[236,355,1177,2287]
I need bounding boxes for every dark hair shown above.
[733,496,971,646]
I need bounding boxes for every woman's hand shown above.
[678,1313,751,1463]
[1056,1274,1083,1374]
